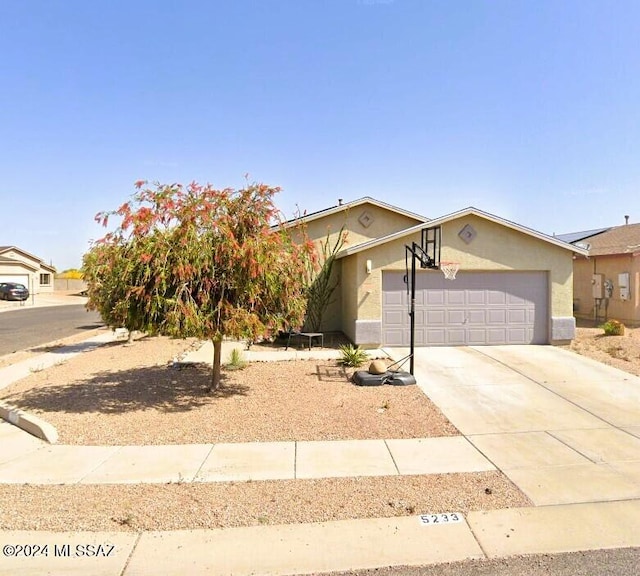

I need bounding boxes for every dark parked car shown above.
[0,282,30,301]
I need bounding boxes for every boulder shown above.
[368,360,387,375]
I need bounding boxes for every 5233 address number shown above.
[419,512,463,525]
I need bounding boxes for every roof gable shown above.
[284,196,428,227]
[0,256,38,271]
[0,246,56,272]
[337,207,589,258]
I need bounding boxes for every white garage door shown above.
[382,271,548,346]
[0,274,29,287]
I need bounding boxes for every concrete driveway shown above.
[397,345,640,507]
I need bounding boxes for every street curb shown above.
[0,401,58,443]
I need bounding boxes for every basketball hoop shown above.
[440,261,460,280]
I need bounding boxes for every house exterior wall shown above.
[297,203,424,250]
[341,215,575,346]
[293,203,422,336]
[573,253,640,326]
[340,255,359,343]
[0,249,55,294]
[304,260,343,332]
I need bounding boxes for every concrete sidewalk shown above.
[183,338,389,363]
[2,501,640,575]
[0,429,495,484]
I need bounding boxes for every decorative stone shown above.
[368,360,387,375]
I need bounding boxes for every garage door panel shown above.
[425,328,445,344]
[486,309,506,324]
[383,310,405,325]
[468,329,488,344]
[383,291,403,306]
[446,329,466,345]
[426,290,444,305]
[467,290,486,305]
[507,328,527,343]
[487,290,506,305]
[447,310,467,324]
[467,309,487,324]
[384,330,405,346]
[0,274,29,286]
[382,271,548,346]
[426,310,445,324]
[447,290,466,305]
[487,328,508,344]
[508,309,527,323]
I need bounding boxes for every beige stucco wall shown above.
[340,255,359,343]
[339,215,576,345]
[573,254,640,325]
[293,203,422,335]
[304,260,343,332]
[296,203,424,251]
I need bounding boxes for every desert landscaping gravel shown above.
[565,324,640,377]
[0,473,529,532]
[3,323,637,532]
[0,333,458,444]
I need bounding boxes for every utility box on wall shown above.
[592,273,604,299]
[619,272,630,301]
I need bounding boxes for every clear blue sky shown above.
[2,0,639,270]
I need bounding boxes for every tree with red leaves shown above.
[83,180,316,391]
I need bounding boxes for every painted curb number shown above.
[419,512,463,525]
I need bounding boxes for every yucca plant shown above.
[225,348,247,370]
[339,344,369,368]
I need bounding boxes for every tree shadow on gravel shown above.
[1,363,249,415]
[27,338,121,355]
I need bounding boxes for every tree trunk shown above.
[210,338,222,392]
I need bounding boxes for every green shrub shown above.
[339,344,369,367]
[600,319,625,336]
[225,348,247,370]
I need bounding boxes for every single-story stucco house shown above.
[0,246,56,295]
[559,220,640,326]
[290,198,587,347]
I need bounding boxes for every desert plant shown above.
[304,225,347,331]
[339,344,369,367]
[225,348,247,370]
[600,319,625,336]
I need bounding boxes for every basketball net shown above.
[440,262,460,280]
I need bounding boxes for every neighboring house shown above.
[0,246,56,295]
[292,197,586,347]
[559,221,640,326]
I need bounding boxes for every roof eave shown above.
[337,207,590,258]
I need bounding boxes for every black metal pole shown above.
[409,242,417,375]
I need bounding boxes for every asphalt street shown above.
[328,548,640,576]
[0,305,103,356]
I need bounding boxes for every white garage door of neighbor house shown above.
[382,271,548,346]
[0,274,30,287]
